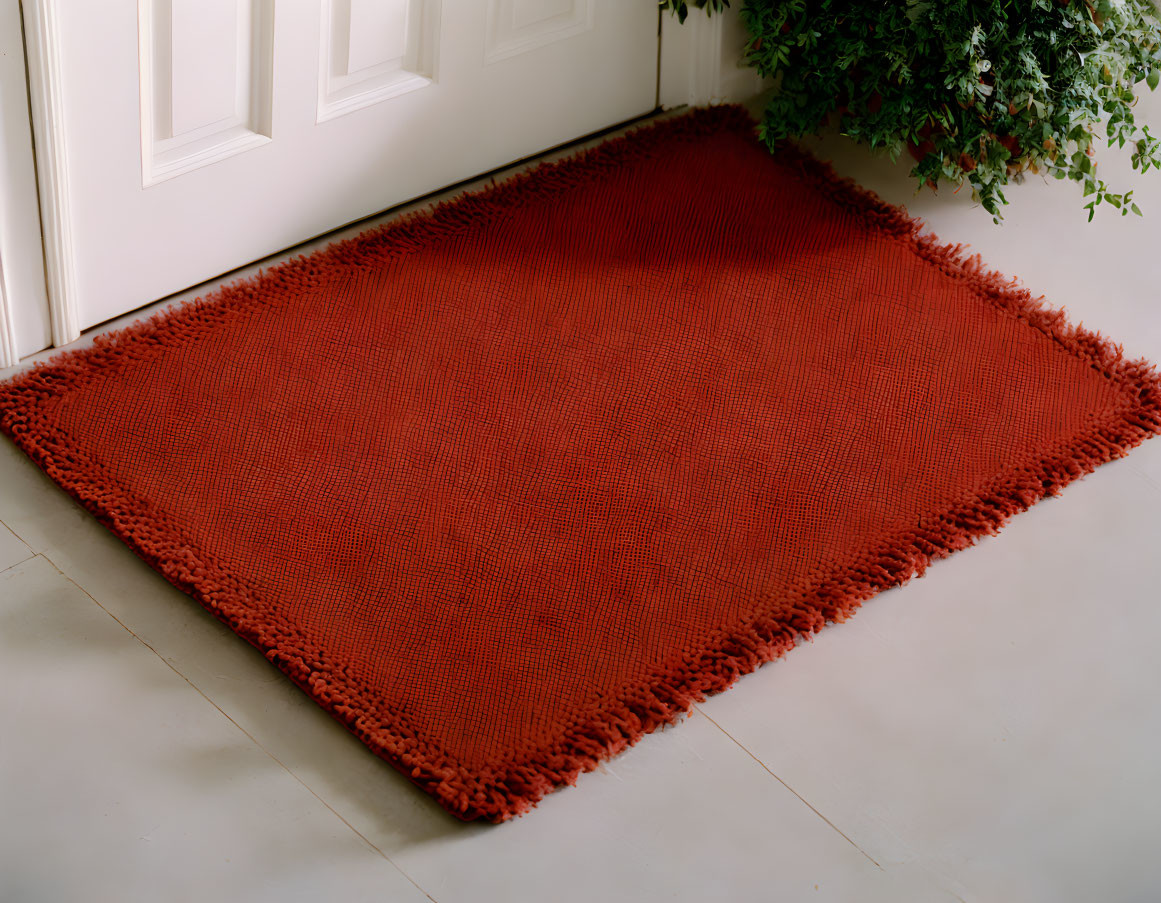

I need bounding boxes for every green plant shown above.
[662,0,1161,221]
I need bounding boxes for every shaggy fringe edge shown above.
[2,105,1159,822]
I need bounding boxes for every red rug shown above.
[2,107,1158,821]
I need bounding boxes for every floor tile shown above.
[698,446,1161,902]
[379,711,961,903]
[0,556,432,903]
[0,519,32,572]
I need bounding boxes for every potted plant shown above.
[663,0,1161,221]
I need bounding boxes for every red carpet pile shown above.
[2,106,1157,820]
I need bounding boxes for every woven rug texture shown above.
[2,107,1158,820]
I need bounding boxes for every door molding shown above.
[23,0,82,348]
[658,5,763,109]
[0,259,16,369]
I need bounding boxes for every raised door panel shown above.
[139,0,274,185]
[485,0,594,63]
[317,0,438,122]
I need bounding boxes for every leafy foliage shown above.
[661,0,1161,221]
[664,0,728,24]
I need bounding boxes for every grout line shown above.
[695,706,883,870]
[0,526,44,556]
[0,554,35,577]
[39,552,441,903]
[0,515,37,564]
[0,546,36,576]
[0,527,35,575]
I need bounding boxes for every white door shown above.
[29,0,658,336]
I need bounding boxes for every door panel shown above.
[317,0,436,122]
[139,0,274,185]
[47,0,658,330]
[486,0,594,63]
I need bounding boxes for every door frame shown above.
[22,0,80,351]
[1,0,53,367]
[0,247,14,371]
[10,1,762,365]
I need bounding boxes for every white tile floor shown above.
[2,97,1160,902]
